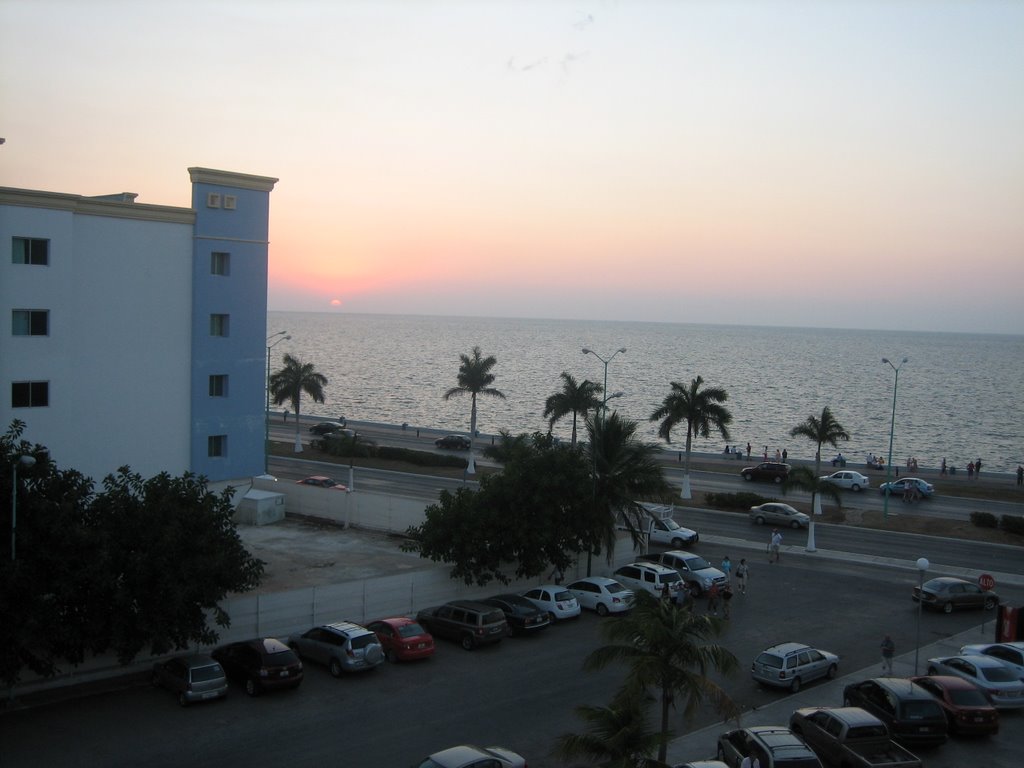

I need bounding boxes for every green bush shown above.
[314,435,376,459]
[1000,514,1024,536]
[375,446,467,468]
[970,511,998,529]
[705,491,773,511]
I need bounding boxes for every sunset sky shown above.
[2,1,1022,334]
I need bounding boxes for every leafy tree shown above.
[789,406,849,516]
[650,376,732,499]
[443,346,505,463]
[404,434,597,585]
[584,590,739,764]
[543,372,602,447]
[586,412,674,559]
[554,684,671,768]
[269,353,328,453]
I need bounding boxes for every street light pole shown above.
[265,331,291,473]
[914,557,930,674]
[882,357,908,520]
[11,454,36,561]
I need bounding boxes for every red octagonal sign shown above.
[979,573,996,591]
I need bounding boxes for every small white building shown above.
[0,168,278,483]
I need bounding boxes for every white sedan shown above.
[960,642,1024,679]
[521,584,581,621]
[415,744,526,768]
[819,470,870,492]
[566,577,634,616]
[926,655,1024,709]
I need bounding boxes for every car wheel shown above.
[548,611,557,623]
[716,745,727,761]
[826,664,838,679]
[671,537,684,548]
[505,623,515,638]
[790,520,801,529]
[943,601,954,614]
[754,515,765,525]
[177,692,188,707]
[773,475,783,484]
[851,483,861,492]
[461,634,475,651]
[596,603,609,617]
[245,678,258,697]
[329,657,343,677]
[984,596,997,610]
[386,649,399,663]
[743,472,753,481]
[790,676,802,692]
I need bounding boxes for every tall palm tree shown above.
[586,411,673,560]
[585,590,739,764]
[443,346,506,472]
[789,406,850,549]
[543,372,602,447]
[269,353,328,453]
[554,684,671,768]
[650,376,732,499]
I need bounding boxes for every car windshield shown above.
[191,663,224,682]
[949,688,991,706]
[902,700,943,718]
[980,666,1018,682]
[755,653,784,669]
[397,622,427,638]
[554,590,574,602]
[483,610,505,623]
[606,580,627,592]
[350,634,377,650]
[686,556,712,570]
[663,519,682,531]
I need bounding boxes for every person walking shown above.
[881,634,895,675]
[768,529,783,563]
[941,457,947,476]
[721,555,733,582]
[782,448,788,462]
[706,582,720,616]
[1017,465,1023,486]
[975,458,982,478]
[721,582,734,619]
[746,442,751,459]
[967,461,975,480]
[735,558,749,594]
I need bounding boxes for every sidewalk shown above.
[664,623,1020,767]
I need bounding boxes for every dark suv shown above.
[416,600,508,650]
[717,726,822,768]
[741,462,791,484]
[842,677,948,746]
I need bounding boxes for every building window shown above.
[209,374,228,396]
[12,381,49,408]
[12,310,49,336]
[211,251,230,276]
[12,237,49,265]
[208,435,227,457]
[210,314,229,337]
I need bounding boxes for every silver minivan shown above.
[751,642,839,692]
[289,621,384,676]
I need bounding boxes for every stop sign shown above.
[979,573,996,591]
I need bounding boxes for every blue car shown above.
[879,477,934,498]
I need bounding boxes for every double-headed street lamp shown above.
[11,454,36,561]
[265,331,291,473]
[882,357,908,520]
[582,347,627,425]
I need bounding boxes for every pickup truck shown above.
[617,502,699,548]
[640,550,727,596]
[789,707,922,768]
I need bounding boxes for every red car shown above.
[910,675,999,736]
[366,617,435,662]
[296,475,348,490]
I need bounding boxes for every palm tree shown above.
[650,376,732,500]
[269,353,328,453]
[554,684,671,768]
[586,411,674,560]
[543,372,602,447]
[585,590,739,764]
[789,406,850,549]
[443,346,506,472]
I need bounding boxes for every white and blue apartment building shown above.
[0,167,278,484]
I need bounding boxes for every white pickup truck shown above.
[789,706,922,768]
[617,502,699,548]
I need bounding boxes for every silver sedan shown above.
[819,470,870,491]
[749,503,809,529]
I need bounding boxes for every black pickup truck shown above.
[789,707,922,768]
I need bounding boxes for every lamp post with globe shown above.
[882,357,908,520]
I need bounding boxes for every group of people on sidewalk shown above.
[659,555,751,620]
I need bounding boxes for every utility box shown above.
[235,489,286,526]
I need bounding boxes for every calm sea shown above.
[268,312,1024,475]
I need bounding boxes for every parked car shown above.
[366,617,435,663]
[414,744,526,768]
[566,576,634,616]
[912,576,998,613]
[434,435,471,450]
[925,655,1024,709]
[481,594,551,635]
[212,638,303,696]
[640,551,728,596]
[416,600,507,650]
[716,725,822,768]
[740,462,791,484]
[959,641,1024,679]
[309,421,347,435]
[909,675,1000,735]
[613,561,686,598]
[819,470,870,491]
[749,503,809,529]
[789,706,922,768]
[288,621,384,675]
[150,654,227,706]
[296,475,348,490]
[878,477,934,498]
[841,678,948,746]
[674,762,730,768]
[751,642,839,692]
[520,584,581,621]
